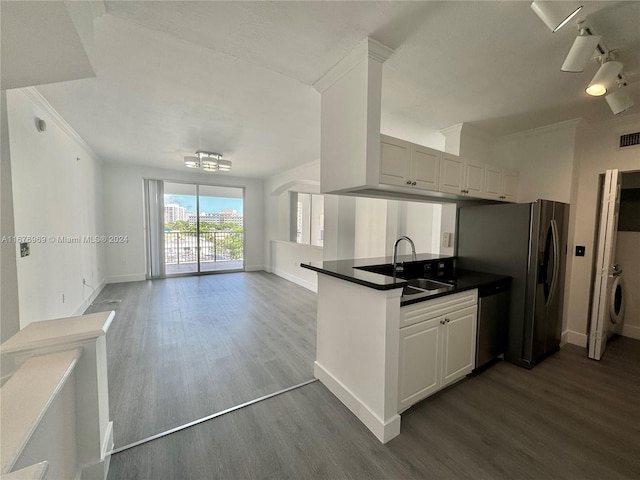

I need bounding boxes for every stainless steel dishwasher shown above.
[476,279,511,370]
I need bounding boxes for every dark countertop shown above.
[300,254,510,306]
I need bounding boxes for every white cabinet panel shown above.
[399,290,478,412]
[439,153,464,194]
[380,136,439,192]
[501,171,518,201]
[484,166,502,199]
[441,305,477,388]
[380,135,411,187]
[464,160,485,196]
[411,144,440,191]
[398,318,441,411]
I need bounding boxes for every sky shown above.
[165,195,243,215]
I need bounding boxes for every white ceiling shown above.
[6,1,640,178]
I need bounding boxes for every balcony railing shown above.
[164,230,243,265]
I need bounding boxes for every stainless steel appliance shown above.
[476,280,511,370]
[457,200,569,369]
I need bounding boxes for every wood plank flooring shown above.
[84,272,317,447]
[107,334,640,480]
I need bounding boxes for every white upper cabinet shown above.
[411,144,440,191]
[484,165,503,199]
[500,171,518,201]
[380,135,439,192]
[438,153,464,194]
[379,135,411,187]
[463,160,485,197]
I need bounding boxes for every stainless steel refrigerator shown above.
[457,200,569,368]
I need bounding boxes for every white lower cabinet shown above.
[398,290,478,412]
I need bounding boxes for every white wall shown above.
[1,91,20,342]
[493,120,579,204]
[103,163,265,282]
[7,88,106,327]
[616,231,640,339]
[354,197,388,259]
[564,113,640,346]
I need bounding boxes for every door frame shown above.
[146,178,246,278]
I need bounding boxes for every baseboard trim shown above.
[273,268,317,292]
[622,324,640,340]
[79,420,113,480]
[244,265,266,272]
[106,274,146,284]
[564,330,588,348]
[74,279,107,316]
[313,361,401,444]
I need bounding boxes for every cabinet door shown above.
[484,166,502,200]
[439,153,464,194]
[411,144,440,191]
[441,305,477,388]
[398,317,441,411]
[380,135,411,187]
[464,160,485,196]
[500,171,518,201]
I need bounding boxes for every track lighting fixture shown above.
[606,82,634,115]
[530,1,583,32]
[586,58,623,97]
[561,28,601,73]
[184,151,232,172]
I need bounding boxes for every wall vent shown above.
[619,131,640,149]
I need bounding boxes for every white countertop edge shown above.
[0,311,115,355]
[1,350,82,474]
[0,461,49,480]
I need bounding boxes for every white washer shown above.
[609,274,625,336]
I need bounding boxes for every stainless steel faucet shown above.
[392,236,416,275]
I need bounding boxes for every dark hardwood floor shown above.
[85,272,317,447]
[107,326,640,479]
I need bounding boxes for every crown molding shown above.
[21,87,101,162]
[498,118,583,142]
[314,37,393,93]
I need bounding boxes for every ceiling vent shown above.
[619,132,640,149]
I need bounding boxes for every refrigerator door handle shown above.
[546,219,560,307]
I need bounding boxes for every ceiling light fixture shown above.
[184,151,231,172]
[561,27,602,72]
[586,58,623,96]
[606,81,634,115]
[184,156,200,168]
[531,1,583,32]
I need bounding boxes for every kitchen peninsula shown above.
[301,254,509,443]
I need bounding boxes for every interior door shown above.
[589,169,622,360]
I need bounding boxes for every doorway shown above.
[146,180,244,277]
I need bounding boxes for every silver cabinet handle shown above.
[440,319,446,325]
[411,181,417,186]
[445,318,450,323]
[406,180,412,185]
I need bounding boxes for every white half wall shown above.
[270,240,322,291]
[102,163,265,282]
[6,88,106,327]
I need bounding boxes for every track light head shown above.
[586,59,623,97]
[606,83,634,114]
[561,32,602,73]
[531,1,583,32]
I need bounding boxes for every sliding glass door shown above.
[196,185,244,273]
[147,180,244,277]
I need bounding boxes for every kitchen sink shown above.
[407,278,454,291]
